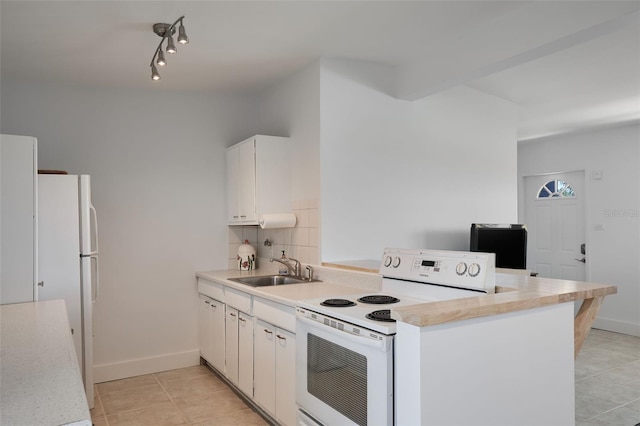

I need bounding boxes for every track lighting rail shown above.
[150,16,189,81]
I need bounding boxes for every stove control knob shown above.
[468,263,481,277]
[392,257,401,268]
[384,255,392,267]
[456,262,467,276]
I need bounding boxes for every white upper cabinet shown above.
[226,135,291,225]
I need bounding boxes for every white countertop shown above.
[0,300,92,426]
[196,265,381,307]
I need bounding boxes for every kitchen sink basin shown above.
[228,275,318,287]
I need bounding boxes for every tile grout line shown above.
[575,330,640,423]
[576,360,636,383]
[94,384,110,426]
[583,396,640,422]
[153,372,193,425]
[98,376,188,422]
[576,338,640,382]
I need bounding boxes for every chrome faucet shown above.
[305,265,314,281]
[270,257,301,276]
[288,257,302,276]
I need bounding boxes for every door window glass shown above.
[537,180,575,198]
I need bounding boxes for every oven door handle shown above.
[297,314,390,351]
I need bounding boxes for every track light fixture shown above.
[150,16,188,81]
[157,49,166,67]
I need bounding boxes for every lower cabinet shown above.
[225,308,239,385]
[199,283,295,425]
[225,307,255,398]
[198,295,212,361]
[198,294,225,374]
[238,311,254,397]
[254,319,296,426]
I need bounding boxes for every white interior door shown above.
[524,171,586,280]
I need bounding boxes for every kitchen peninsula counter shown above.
[197,265,616,358]
[198,264,616,426]
[317,261,616,358]
[393,272,616,358]
[0,300,91,426]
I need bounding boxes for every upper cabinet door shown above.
[226,145,240,223]
[237,139,257,223]
[226,135,291,226]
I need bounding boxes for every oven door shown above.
[296,311,393,426]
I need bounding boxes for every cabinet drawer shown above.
[198,278,224,301]
[254,297,295,333]
[224,286,252,314]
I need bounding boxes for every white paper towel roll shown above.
[259,213,297,229]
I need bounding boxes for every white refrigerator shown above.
[38,174,98,408]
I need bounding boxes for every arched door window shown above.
[537,179,575,198]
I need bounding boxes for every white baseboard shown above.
[93,349,201,383]
[592,317,640,337]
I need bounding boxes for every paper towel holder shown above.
[258,213,297,229]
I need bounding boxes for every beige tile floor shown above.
[91,328,639,426]
[576,328,640,426]
[90,365,268,426]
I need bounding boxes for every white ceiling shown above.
[1,1,639,141]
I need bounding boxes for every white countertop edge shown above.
[196,263,382,307]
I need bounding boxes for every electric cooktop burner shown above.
[357,295,400,304]
[366,309,395,322]
[321,298,357,307]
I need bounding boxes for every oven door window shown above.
[307,333,367,426]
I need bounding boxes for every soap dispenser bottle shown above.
[278,250,289,275]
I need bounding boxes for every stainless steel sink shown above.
[228,275,318,287]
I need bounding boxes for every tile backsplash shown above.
[227,199,320,270]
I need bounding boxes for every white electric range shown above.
[296,248,496,426]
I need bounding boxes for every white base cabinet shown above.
[225,307,239,385]
[198,295,212,361]
[238,311,254,397]
[225,307,254,395]
[198,295,225,374]
[254,319,276,415]
[275,327,296,426]
[198,281,295,425]
[254,319,296,426]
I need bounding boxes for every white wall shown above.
[0,80,256,380]
[255,61,321,203]
[320,58,519,261]
[518,124,640,336]
[234,61,323,265]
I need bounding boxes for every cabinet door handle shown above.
[229,312,236,317]
[204,300,210,305]
[211,304,218,309]
[240,215,247,218]
[233,215,239,219]
[263,329,273,335]
[276,334,286,341]
[238,317,246,323]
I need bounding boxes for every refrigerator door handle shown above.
[91,254,99,302]
[90,204,99,302]
[90,204,99,254]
